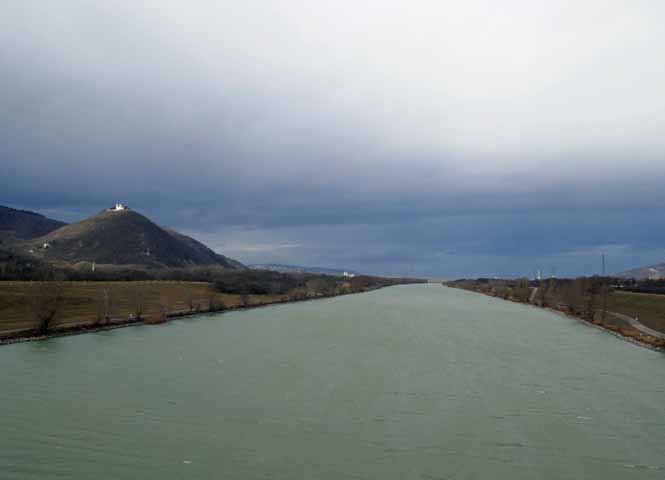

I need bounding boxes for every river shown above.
[1,284,664,479]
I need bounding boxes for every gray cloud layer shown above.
[2,1,665,276]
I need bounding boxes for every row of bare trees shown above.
[25,281,205,335]
[532,278,606,321]
[20,270,412,337]
[448,277,610,322]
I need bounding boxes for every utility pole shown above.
[601,253,607,322]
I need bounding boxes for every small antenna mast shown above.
[601,253,607,322]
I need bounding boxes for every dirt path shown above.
[528,287,539,303]
[607,310,665,340]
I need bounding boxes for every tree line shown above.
[3,262,425,339]
[446,277,616,321]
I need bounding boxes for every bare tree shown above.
[206,295,225,312]
[537,280,548,307]
[96,288,113,324]
[158,294,170,322]
[296,289,308,301]
[185,289,198,312]
[28,281,63,335]
[564,279,586,316]
[103,288,113,323]
[207,295,216,312]
[601,278,608,323]
[239,294,250,308]
[583,279,600,321]
[133,287,144,321]
[514,278,531,303]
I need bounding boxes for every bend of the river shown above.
[1,284,664,479]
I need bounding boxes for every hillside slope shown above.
[0,205,66,243]
[22,208,244,269]
[617,263,665,280]
[167,229,245,269]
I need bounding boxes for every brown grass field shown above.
[0,281,286,337]
[606,290,665,333]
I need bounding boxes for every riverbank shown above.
[0,292,363,346]
[446,283,665,352]
[0,278,410,346]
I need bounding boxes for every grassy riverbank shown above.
[1,275,422,343]
[0,281,247,336]
[606,290,665,333]
[446,278,665,350]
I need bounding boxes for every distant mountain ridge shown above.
[249,263,359,276]
[5,204,244,269]
[617,263,665,280]
[0,205,66,242]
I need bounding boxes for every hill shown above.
[20,207,244,269]
[616,263,665,280]
[0,205,66,243]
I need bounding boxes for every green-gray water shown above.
[1,285,664,479]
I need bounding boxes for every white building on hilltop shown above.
[112,203,126,211]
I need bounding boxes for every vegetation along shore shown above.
[446,277,665,350]
[0,270,425,345]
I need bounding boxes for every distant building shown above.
[111,203,126,211]
[343,271,355,278]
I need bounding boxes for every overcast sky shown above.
[2,1,665,277]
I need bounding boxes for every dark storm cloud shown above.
[2,1,665,276]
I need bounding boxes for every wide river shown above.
[1,285,664,479]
